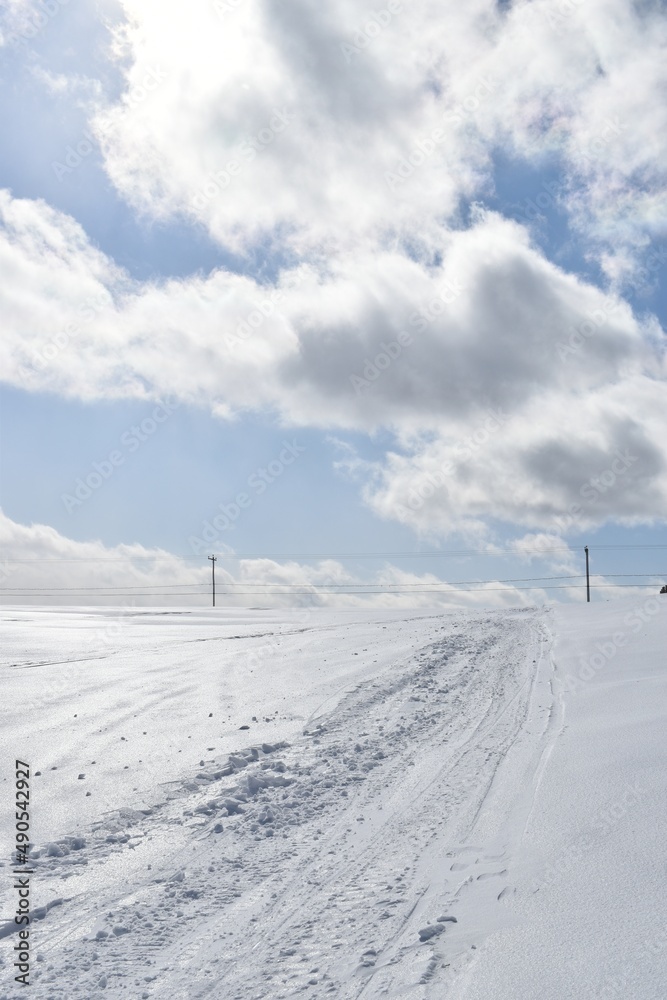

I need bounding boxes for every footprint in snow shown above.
[476,869,508,881]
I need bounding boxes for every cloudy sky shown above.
[1,0,666,607]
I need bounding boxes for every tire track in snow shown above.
[3,610,557,1000]
[193,612,545,999]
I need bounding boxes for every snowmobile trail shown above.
[0,607,562,999]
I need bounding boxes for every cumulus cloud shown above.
[2,194,656,417]
[90,0,488,256]
[361,377,667,539]
[2,0,667,546]
[2,188,666,537]
[0,510,205,606]
[0,511,545,609]
[80,0,667,266]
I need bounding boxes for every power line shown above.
[4,573,667,593]
[3,582,655,598]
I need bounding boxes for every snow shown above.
[0,600,665,998]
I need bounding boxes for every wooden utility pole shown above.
[208,555,217,607]
[585,545,590,603]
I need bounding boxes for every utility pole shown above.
[584,545,590,603]
[208,555,217,607]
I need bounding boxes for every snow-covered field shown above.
[0,600,665,998]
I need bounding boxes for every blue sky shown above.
[1,0,666,606]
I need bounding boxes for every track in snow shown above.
[0,608,562,999]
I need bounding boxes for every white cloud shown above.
[2,194,654,418]
[78,0,667,267]
[6,1,667,265]
[2,0,667,545]
[90,0,491,256]
[2,190,666,537]
[0,511,546,609]
[362,376,667,539]
[0,509,206,606]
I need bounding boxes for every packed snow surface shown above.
[0,601,665,998]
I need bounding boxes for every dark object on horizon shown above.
[660,585,667,594]
[208,554,217,607]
